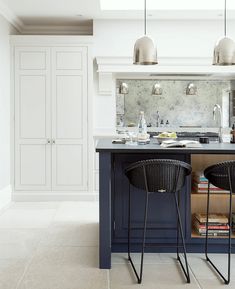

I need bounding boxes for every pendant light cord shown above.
[224,0,227,36]
[144,0,147,35]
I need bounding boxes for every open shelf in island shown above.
[191,193,235,215]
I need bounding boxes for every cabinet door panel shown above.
[19,51,46,70]
[56,51,83,70]
[54,144,84,187]
[19,75,47,139]
[55,75,83,139]
[15,143,51,190]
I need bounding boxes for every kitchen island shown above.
[96,139,235,269]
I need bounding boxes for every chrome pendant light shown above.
[133,0,158,65]
[213,0,235,65]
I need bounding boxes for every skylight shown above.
[100,0,235,11]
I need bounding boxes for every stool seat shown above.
[204,161,235,191]
[125,159,191,193]
[125,158,192,284]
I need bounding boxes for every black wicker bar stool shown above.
[125,159,192,284]
[204,160,235,285]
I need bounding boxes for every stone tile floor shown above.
[0,201,234,289]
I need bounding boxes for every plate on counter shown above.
[153,131,177,144]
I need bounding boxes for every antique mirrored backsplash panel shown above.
[116,79,231,128]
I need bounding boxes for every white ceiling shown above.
[101,0,235,11]
[1,0,235,27]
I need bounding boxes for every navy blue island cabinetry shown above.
[96,139,235,269]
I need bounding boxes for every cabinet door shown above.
[14,47,51,190]
[51,47,88,191]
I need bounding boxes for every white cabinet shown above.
[12,37,92,198]
[51,47,88,191]
[14,47,51,191]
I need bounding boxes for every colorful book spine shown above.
[192,187,228,193]
[193,213,231,237]
[192,173,228,193]
[195,224,229,230]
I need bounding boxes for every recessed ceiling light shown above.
[100,0,235,10]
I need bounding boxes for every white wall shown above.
[0,14,18,208]
[93,19,235,133]
[93,19,235,57]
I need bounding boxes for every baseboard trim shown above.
[12,192,98,202]
[0,185,12,211]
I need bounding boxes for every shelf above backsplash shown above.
[96,56,235,78]
[96,56,235,95]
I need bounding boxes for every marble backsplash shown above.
[116,79,231,128]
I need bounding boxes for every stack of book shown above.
[193,213,229,236]
[192,172,228,194]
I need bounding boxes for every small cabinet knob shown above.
[52,139,55,144]
[47,139,51,144]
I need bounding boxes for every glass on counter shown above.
[127,131,138,146]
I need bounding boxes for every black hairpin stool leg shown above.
[128,185,149,284]
[205,178,232,285]
[174,191,190,283]
[176,190,180,259]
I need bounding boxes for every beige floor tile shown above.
[17,246,108,289]
[0,209,56,229]
[1,202,235,289]
[40,222,98,247]
[112,253,128,264]
[23,246,100,270]
[0,229,44,259]
[188,254,216,280]
[110,263,200,289]
[8,202,60,211]
[0,259,29,289]
[188,253,235,287]
[54,202,99,223]
[159,253,178,264]
[188,253,235,281]
[195,278,235,289]
[18,267,108,289]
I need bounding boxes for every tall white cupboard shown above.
[11,36,93,201]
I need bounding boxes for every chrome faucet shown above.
[213,104,223,143]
